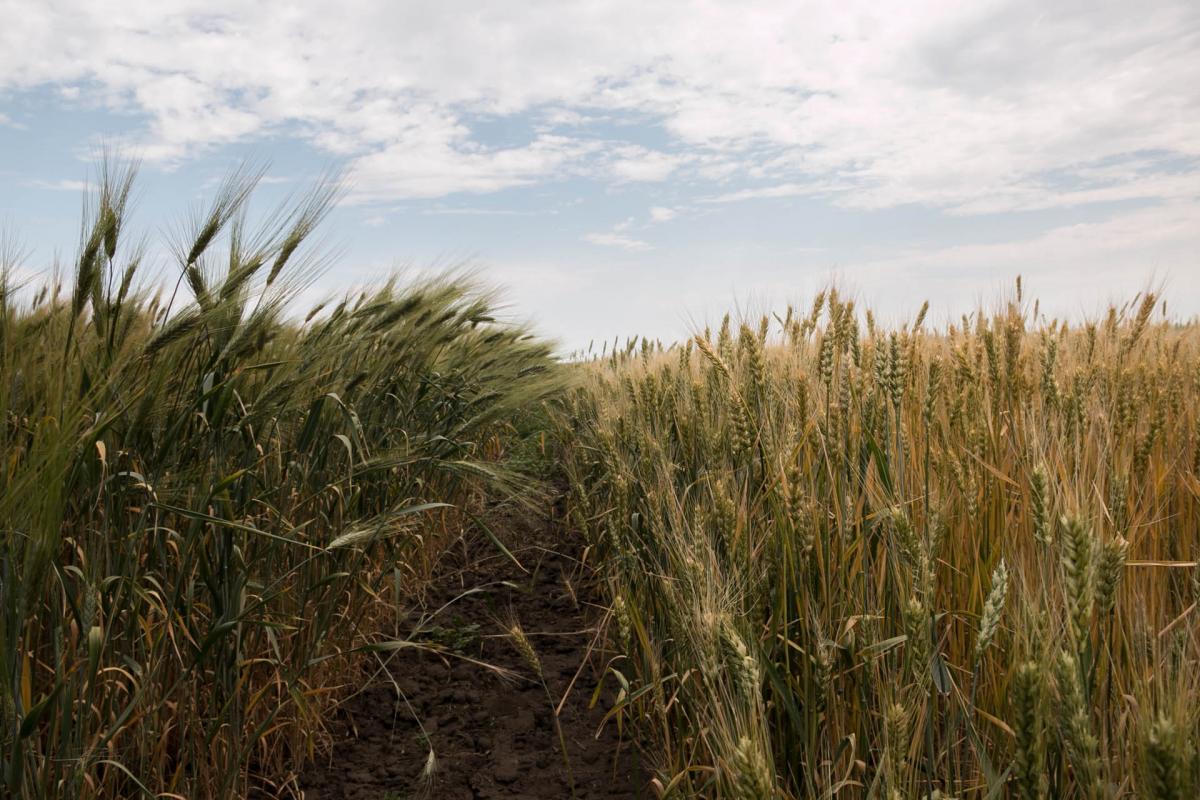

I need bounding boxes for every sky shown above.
[1,0,1198,351]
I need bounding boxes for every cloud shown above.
[707,183,818,204]
[946,164,1200,215]
[421,207,536,216]
[538,109,597,128]
[0,1,1196,212]
[608,145,688,182]
[649,206,677,223]
[344,124,603,201]
[583,231,651,251]
[27,178,89,191]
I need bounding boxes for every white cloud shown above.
[343,118,603,201]
[649,206,677,223]
[421,207,536,216]
[539,109,596,128]
[608,145,688,182]
[707,183,820,204]
[583,231,651,251]
[1,1,1195,210]
[27,178,89,191]
[947,167,1200,215]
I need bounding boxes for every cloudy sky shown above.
[1,0,1198,349]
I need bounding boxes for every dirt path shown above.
[299,502,649,799]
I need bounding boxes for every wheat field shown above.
[0,165,558,798]
[2,166,1198,798]
[555,287,1200,798]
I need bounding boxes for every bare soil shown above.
[298,502,650,799]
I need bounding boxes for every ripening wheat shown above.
[555,288,1200,798]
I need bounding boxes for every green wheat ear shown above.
[1053,651,1104,800]
[729,735,774,800]
[1141,713,1195,800]
[1030,464,1051,546]
[1060,515,1096,656]
[1095,534,1129,617]
[1011,660,1048,800]
[975,558,1008,660]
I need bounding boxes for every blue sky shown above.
[1,1,1198,350]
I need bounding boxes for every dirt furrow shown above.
[299,503,648,799]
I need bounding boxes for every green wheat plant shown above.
[0,161,560,798]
